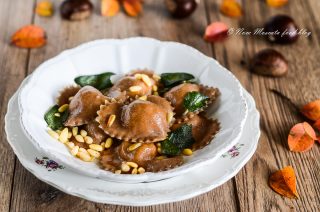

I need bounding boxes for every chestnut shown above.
[250,49,288,77]
[60,0,93,21]
[264,15,299,44]
[165,0,198,19]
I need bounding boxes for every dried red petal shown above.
[204,22,228,42]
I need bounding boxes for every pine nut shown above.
[127,143,142,151]
[54,113,60,117]
[84,136,93,144]
[152,85,158,92]
[167,112,173,123]
[72,127,78,136]
[114,170,121,174]
[157,147,162,154]
[141,74,152,87]
[58,104,69,113]
[183,109,189,116]
[66,142,75,149]
[87,149,100,158]
[131,168,138,174]
[79,147,87,153]
[153,91,159,96]
[75,135,84,143]
[78,152,91,162]
[134,74,142,79]
[59,128,69,143]
[70,146,79,156]
[138,167,145,174]
[80,129,87,137]
[126,161,138,168]
[129,86,142,92]
[68,132,72,139]
[121,163,130,172]
[107,115,116,127]
[152,74,161,81]
[139,95,147,101]
[156,156,167,160]
[182,148,193,156]
[89,144,103,152]
[156,143,161,147]
[105,138,113,148]
[100,142,106,150]
[47,129,59,140]
[68,96,74,101]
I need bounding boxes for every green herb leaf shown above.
[161,124,195,156]
[44,105,69,130]
[160,72,195,88]
[183,91,209,112]
[74,72,114,90]
[160,140,181,156]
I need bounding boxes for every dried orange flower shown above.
[101,0,120,17]
[35,1,54,17]
[11,25,47,48]
[220,0,243,18]
[266,0,288,8]
[269,166,298,199]
[288,122,316,152]
[101,0,142,17]
[301,99,320,121]
[123,0,142,17]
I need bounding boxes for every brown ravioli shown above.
[100,147,122,172]
[108,76,155,99]
[145,156,184,172]
[164,83,220,122]
[83,120,108,144]
[164,83,200,116]
[64,86,107,126]
[99,141,157,172]
[99,141,183,173]
[96,96,173,143]
[56,85,81,106]
[172,114,220,150]
[106,88,128,103]
[127,69,159,80]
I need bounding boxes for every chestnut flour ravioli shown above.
[44,70,220,174]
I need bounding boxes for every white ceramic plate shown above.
[5,85,259,206]
[18,38,248,183]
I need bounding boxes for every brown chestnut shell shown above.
[250,49,288,77]
[264,15,299,44]
[60,0,93,21]
[165,0,198,19]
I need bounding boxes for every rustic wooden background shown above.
[1,0,320,211]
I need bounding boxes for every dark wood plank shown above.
[10,0,238,211]
[206,0,320,211]
[0,0,35,211]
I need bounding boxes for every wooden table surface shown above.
[1,0,320,211]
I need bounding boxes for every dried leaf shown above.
[204,22,228,42]
[313,119,320,131]
[101,0,120,17]
[220,0,243,18]
[288,122,315,152]
[301,99,320,121]
[266,0,288,7]
[11,25,46,48]
[269,166,298,199]
[123,0,142,17]
[35,1,54,17]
